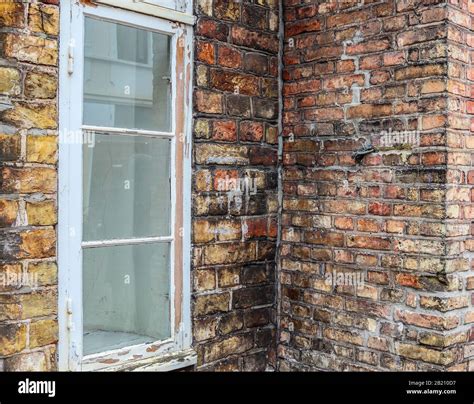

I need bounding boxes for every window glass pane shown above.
[83,17,171,131]
[83,243,171,356]
[116,24,148,64]
[83,134,171,241]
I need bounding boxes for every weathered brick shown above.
[0,67,21,96]
[233,285,274,309]
[20,288,57,318]
[212,120,237,142]
[347,104,392,119]
[0,3,25,27]
[26,135,57,163]
[203,334,253,362]
[240,121,264,142]
[217,267,240,288]
[226,94,251,117]
[0,199,18,227]
[395,309,459,331]
[3,34,58,65]
[211,70,259,96]
[29,319,58,348]
[323,328,364,346]
[218,311,244,335]
[395,64,446,81]
[196,65,208,87]
[195,293,230,316]
[24,72,57,99]
[214,0,240,21]
[218,45,242,69]
[4,349,53,371]
[397,26,446,47]
[194,317,218,342]
[0,323,27,356]
[285,19,321,37]
[396,343,456,366]
[231,26,279,53]
[195,90,223,114]
[28,3,59,35]
[244,53,268,75]
[196,41,215,65]
[194,269,216,291]
[2,103,57,129]
[0,133,21,162]
[347,38,391,55]
[27,261,57,286]
[195,144,249,165]
[1,167,57,194]
[196,18,228,41]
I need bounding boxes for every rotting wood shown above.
[78,0,97,7]
[99,349,197,372]
[173,30,186,334]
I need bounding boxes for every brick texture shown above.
[192,0,279,371]
[0,0,59,371]
[446,0,474,371]
[279,0,473,371]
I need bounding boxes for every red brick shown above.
[285,19,322,36]
[240,121,264,142]
[217,45,242,69]
[212,120,237,142]
[196,41,215,65]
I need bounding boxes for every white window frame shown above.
[96,0,195,25]
[58,0,193,371]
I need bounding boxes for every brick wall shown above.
[279,0,473,371]
[0,1,59,371]
[446,0,474,371]
[192,0,280,371]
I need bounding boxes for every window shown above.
[58,1,192,371]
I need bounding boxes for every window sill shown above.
[98,348,197,372]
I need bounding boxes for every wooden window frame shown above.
[58,0,193,371]
[95,0,195,25]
